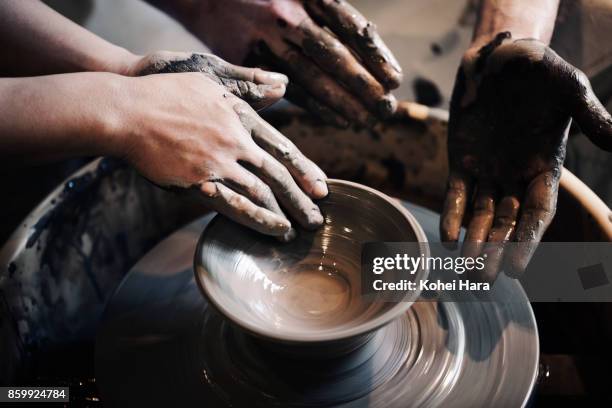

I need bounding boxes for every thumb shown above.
[223,63,288,110]
[570,70,612,151]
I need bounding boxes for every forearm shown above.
[0,0,139,76]
[473,0,560,47]
[0,73,128,164]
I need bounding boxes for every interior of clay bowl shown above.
[194,179,429,343]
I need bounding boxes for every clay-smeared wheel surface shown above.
[95,203,538,408]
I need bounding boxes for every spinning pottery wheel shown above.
[95,192,538,408]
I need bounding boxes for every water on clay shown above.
[277,263,351,320]
[222,231,363,331]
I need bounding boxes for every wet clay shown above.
[297,18,397,118]
[195,180,426,341]
[131,51,329,238]
[243,0,405,127]
[284,82,350,128]
[442,31,612,279]
[305,0,403,89]
[277,264,351,320]
[137,52,283,109]
[249,41,378,128]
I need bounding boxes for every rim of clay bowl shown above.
[194,179,430,344]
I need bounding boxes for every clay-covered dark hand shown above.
[441,32,612,281]
[127,51,288,110]
[122,72,327,238]
[179,0,402,127]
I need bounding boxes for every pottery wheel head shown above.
[194,179,429,343]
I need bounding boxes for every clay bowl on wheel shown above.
[194,179,429,354]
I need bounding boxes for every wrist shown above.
[105,75,165,161]
[95,75,140,158]
[470,30,542,53]
[472,0,559,48]
[88,46,142,76]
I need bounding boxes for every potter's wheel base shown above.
[198,300,463,407]
[95,206,538,408]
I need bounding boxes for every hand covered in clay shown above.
[123,72,327,238]
[441,32,612,281]
[127,51,289,110]
[179,0,402,127]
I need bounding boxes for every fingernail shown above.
[275,217,292,233]
[278,228,297,242]
[385,70,403,90]
[308,207,325,228]
[264,71,289,85]
[377,94,397,119]
[388,55,403,76]
[260,83,285,93]
[504,257,527,279]
[312,179,328,198]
